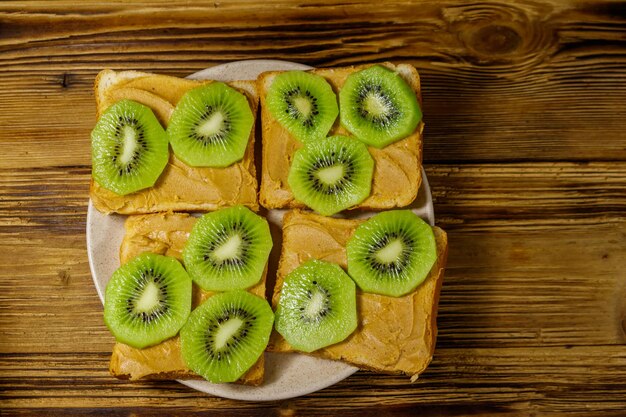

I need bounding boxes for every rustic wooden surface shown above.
[1,1,626,415]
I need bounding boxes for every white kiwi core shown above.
[212,234,243,261]
[197,112,225,137]
[294,96,313,117]
[304,290,326,319]
[135,281,161,313]
[364,93,389,117]
[316,165,345,185]
[214,317,244,350]
[375,239,404,264]
[119,126,138,165]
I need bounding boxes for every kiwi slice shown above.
[274,260,357,353]
[180,290,274,383]
[347,210,437,297]
[340,65,421,148]
[266,71,338,143]
[91,99,169,195]
[104,253,192,349]
[288,135,374,216]
[183,206,273,291]
[167,82,254,167]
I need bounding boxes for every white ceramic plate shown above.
[86,59,435,401]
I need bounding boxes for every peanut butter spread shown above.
[110,212,266,385]
[259,63,424,210]
[91,71,259,214]
[268,210,447,380]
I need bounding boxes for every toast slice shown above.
[268,210,447,381]
[90,70,259,214]
[109,212,268,385]
[258,62,424,211]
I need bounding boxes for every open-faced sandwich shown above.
[108,209,272,384]
[258,63,424,214]
[90,70,259,214]
[269,210,447,381]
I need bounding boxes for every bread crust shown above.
[268,210,447,380]
[258,62,424,211]
[90,70,260,214]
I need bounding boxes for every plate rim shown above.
[86,59,434,401]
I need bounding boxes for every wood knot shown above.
[471,25,521,55]
[278,407,295,417]
[443,2,556,66]
[58,269,71,285]
[60,72,70,88]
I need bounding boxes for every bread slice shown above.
[268,210,447,381]
[109,212,268,385]
[258,62,424,211]
[90,70,259,214]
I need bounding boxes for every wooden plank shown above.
[0,167,89,235]
[1,0,626,167]
[427,162,626,227]
[1,346,626,414]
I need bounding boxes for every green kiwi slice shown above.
[91,99,169,195]
[347,210,437,297]
[167,82,254,167]
[104,252,192,349]
[274,260,357,353]
[288,135,374,216]
[183,206,273,291]
[266,71,338,143]
[180,290,274,383]
[340,65,422,148]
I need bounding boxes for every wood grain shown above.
[2,163,626,414]
[2,346,626,415]
[1,0,626,415]
[1,0,626,168]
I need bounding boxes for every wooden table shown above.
[2,1,625,415]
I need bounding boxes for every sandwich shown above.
[90,70,259,214]
[108,212,269,385]
[258,62,424,212]
[268,210,447,381]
